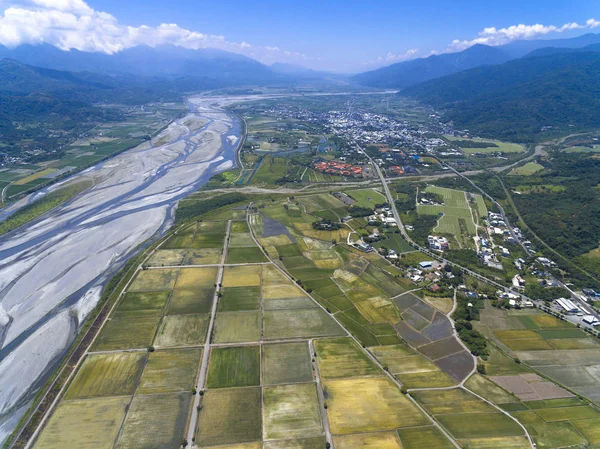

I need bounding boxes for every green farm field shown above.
[196,387,262,446]
[262,342,313,385]
[446,136,525,154]
[115,393,191,449]
[510,162,544,176]
[65,353,145,400]
[137,348,201,394]
[206,346,260,388]
[263,383,323,440]
[344,188,387,208]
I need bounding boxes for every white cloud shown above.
[0,0,308,64]
[449,18,600,51]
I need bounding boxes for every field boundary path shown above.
[21,220,192,449]
[246,203,462,449]
[363,149,536,448]
[186,220,232,447]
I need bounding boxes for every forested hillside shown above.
[400,51,600,141]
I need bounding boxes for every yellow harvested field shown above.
[314,258,342,269]
[14,168,56,185]
[262,265,288,284]
[325,377,428,434]
[184,248,222,265]
[147,249,187,266]
[355,296,400,324]
[457,437,530,449]
[494,330,542,340]
[208,444,261,449]
[422,296,454,314]
[175,267,218,288]
[259,235,293,247]
[334,432,403,449]
[129,268,179,292]
[262,284,305,299]
[222,266,261,287]
[333,269,359,284]
[33,397,129,449]
[529,314,567,328]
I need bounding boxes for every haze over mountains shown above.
[3,33,600,143]
[353,33,600,89]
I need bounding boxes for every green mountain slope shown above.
[400,51,600,141]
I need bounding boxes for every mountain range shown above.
[400,50,600,141]
[0,44,288,85]
[353,33,600,89]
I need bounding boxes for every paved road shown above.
[187,220,232,447]
[246,203,462,449]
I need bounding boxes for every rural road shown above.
[186,220,232,447]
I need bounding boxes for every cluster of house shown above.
[312,160,364,177]
[478,247,503,270]
[407,261,440,283]
[428,235,449,251]
[495,289,534,308]
[367,206,397,227]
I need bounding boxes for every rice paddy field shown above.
[475,305,600,407]
[509,162,544,176]
[417,185,486,248]
[344,188,387,208]
[446,135,525,154]
[37,193,578,449]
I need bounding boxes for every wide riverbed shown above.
[0,95,243,442]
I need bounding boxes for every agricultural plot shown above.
[196,387,262,446]
[490,373,574,402]
[417,186,481,247]
[344,188,387,208]
[93,316,160,350]
[128,268,179,292]
[184,248,222,265]
[174,267,217,288]
[206,346,260,388]
[262,342,313,385]
[113,291,169,317]
[369,344,456,388]
[115,393,191,449]
[147,249,188,266]
[33,397,130,449]
[222,265,261,287]
[324,377,428,434]
[263,308,345,339]
[479,306,600,406]
[167,287,214,315]
[263,438,326,449]
[397,426,455,449]
[334,432,403,449]
[296,193,348,214]
[446,136,525,154]
[137,348,202,394]
[153,314,208,348]
[218,286,261,311]
[413,389,525,446]
[65,353,146,400]
[510,162,544,176]
[227,246,268,263]
[263,383,323,439]
[509,397,600,449]
[231,221,250,233]
[315,338,380,379]
[392,293,473,382]
[213,311,262,343]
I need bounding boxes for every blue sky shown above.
[1,0,599,71]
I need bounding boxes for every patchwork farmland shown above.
[417,185,487,248]
[28,192,600,449]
